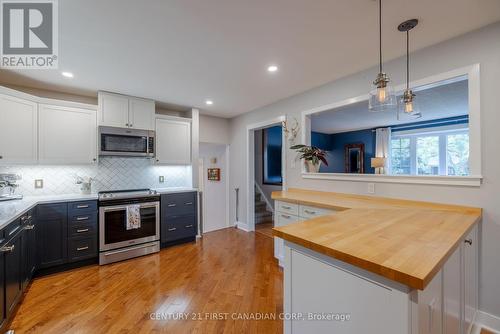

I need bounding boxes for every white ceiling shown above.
[0,0,499,117]
[311,79,468,134]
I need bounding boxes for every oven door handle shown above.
[100,202,159,212]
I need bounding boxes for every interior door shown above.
[0,93,38,164]
[38,104,97,164]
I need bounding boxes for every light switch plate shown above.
[367,183,375,194]
[159,176,165,183]
[34,179,44,189]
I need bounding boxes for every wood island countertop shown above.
[271,188,482,290]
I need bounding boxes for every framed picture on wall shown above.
[207,168,221,181]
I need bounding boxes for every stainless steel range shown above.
[98,189,160,265]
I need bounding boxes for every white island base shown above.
[283,234,477,334]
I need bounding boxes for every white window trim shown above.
[300,64,482,187]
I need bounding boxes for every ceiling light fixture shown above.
[267,65,278,72]
[61,71,74,78]
[205,100,213,105]
[368,0,396,112]
[398,19,421,119]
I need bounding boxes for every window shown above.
[391,127,469,176]
[262,126,283,185]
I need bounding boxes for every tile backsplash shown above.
[0,157,192,196]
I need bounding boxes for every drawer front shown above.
[299,205,335,219]
[163,215,197,242]
[68,236,97,262]
[69,212,97,225]
[276,201,299,216]
[276,212,299,227]
[68,201,97,214]
[37,203,67,218]
[69,221,97,238]
[162,192,197,217]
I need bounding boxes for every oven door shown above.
[99,201,159,251]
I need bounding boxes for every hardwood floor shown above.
[10,228,283,333]
[255,222,274,239]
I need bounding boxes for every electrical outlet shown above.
[367,183,375,194]
[34,179,44,189]
[159,176,165,183]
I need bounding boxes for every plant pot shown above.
[305,161,321,173]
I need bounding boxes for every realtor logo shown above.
[1,0,58,68]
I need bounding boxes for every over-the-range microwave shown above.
[99,126,155,158]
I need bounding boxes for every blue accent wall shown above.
[264,126,282,183]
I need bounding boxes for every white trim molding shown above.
[302,172,482,187]
[473,310,500,333]
[300,64,482,187]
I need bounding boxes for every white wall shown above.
[199,114,230,144]
[199,143,228,232]
[228,22,500,318]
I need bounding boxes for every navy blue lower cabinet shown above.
[36,203,68,269]
[4,225,24,316]
[161,192,198,247]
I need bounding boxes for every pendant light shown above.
[368,0,396,112]
[398,19,421,119]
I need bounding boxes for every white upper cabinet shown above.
[155,117,191,164]
[98,91,155,130]
[0,93,38,164]
[129,98,155,131]
[38,104,97,164]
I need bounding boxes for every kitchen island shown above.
[272,188,481,334]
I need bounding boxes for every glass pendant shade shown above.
[398,89,421,119]
[369,75,397,112]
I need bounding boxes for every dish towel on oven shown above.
[126,205,141,230]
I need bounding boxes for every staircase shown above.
[255,189,273,225]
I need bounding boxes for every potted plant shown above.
[290,144,328,173]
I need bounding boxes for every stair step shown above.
[255,211,272,219]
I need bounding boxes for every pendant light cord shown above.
[406,30,410,90]
[379,0,382,73]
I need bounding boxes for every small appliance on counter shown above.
[98,188,160,265]
[0,173,23,201]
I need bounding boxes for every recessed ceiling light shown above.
[267,65,278,72]
[205,100,213,105]
[61,71,74,78]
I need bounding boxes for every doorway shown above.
[199,142,230,233]
[245,116,286,232]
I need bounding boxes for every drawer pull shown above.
[77,246,89,251]
[8,226,21,236]
[304,209,316,214]
[168,227,177,231]
[185,202,193,205]
[167,204,177,207]
[0,245,15,253]
[464,239,472,245]
[76,216,90,221]
[282,205,291,210]
[24,224,35,230]
[185,225,193,228]
[76,204,89,209]
[76,228,90,233]
[281,214,291,219]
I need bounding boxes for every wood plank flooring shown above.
[10,228,283,333]
[255,222,274,239]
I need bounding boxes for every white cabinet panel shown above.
[417,271,443,334]
[98,92,129,128]
[155,118,191,164]
[276,201,299,216]
[463,226,478,334]
[38,104,97,164]
[0,94,37,164]
[443,247,462,334]
[129,98,154,130]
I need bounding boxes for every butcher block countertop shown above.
[272,188,482,290]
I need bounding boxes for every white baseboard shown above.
[475,310,500,333]
[236,221,250,232]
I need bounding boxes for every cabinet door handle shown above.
[185,202,193,205]
[167,204,177,207]
[76,216,90,221]
[304,209,316,214]
[77,246,89,251]
[76,228,89,233]
[1,245,15,253]
[129,124,133,127]
[126,123,129,127]
[281,214,291,219]
[168,227,177,231]
[185,225,193,228]
[464,239,472,245]
[24,225,35,230]
[76,204,89,209]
